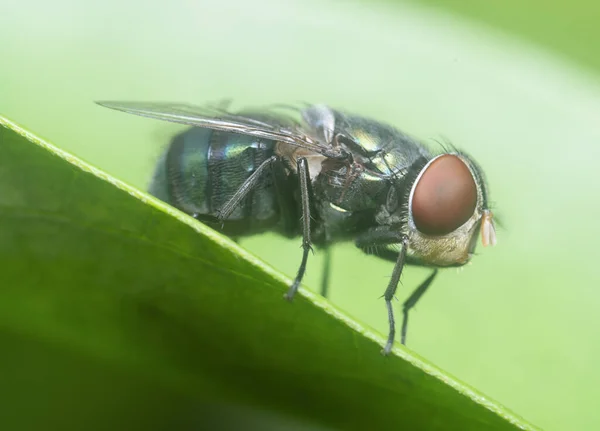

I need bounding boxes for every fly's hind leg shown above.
[216,155,278,223]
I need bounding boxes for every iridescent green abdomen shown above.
[149,127,284,234]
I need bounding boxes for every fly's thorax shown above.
[314,157,391,214]
[405,153,496,267]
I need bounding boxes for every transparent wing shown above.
[95,101,344,158]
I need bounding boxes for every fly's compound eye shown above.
[412,155,477,235]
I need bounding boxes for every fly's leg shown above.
[381,238,408,355]
[271,159,298,237]
[320,245,332,298]
[216,155,278,222]
[355,228,407,355]
[285,157,313,301]
[401,270,437,345]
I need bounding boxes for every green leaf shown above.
[0,116,540,431]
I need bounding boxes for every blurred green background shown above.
[2,0,600,429]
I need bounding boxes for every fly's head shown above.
[405,152,496,267]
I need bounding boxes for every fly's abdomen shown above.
[149,127,280,234]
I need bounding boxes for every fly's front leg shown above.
[401,269,437,345]
[355,228,407,355]
[285,157,313,301]
[381,238,408,355]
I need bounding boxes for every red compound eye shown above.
[412,155,477,235]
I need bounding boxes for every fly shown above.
[96,100,497,354]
